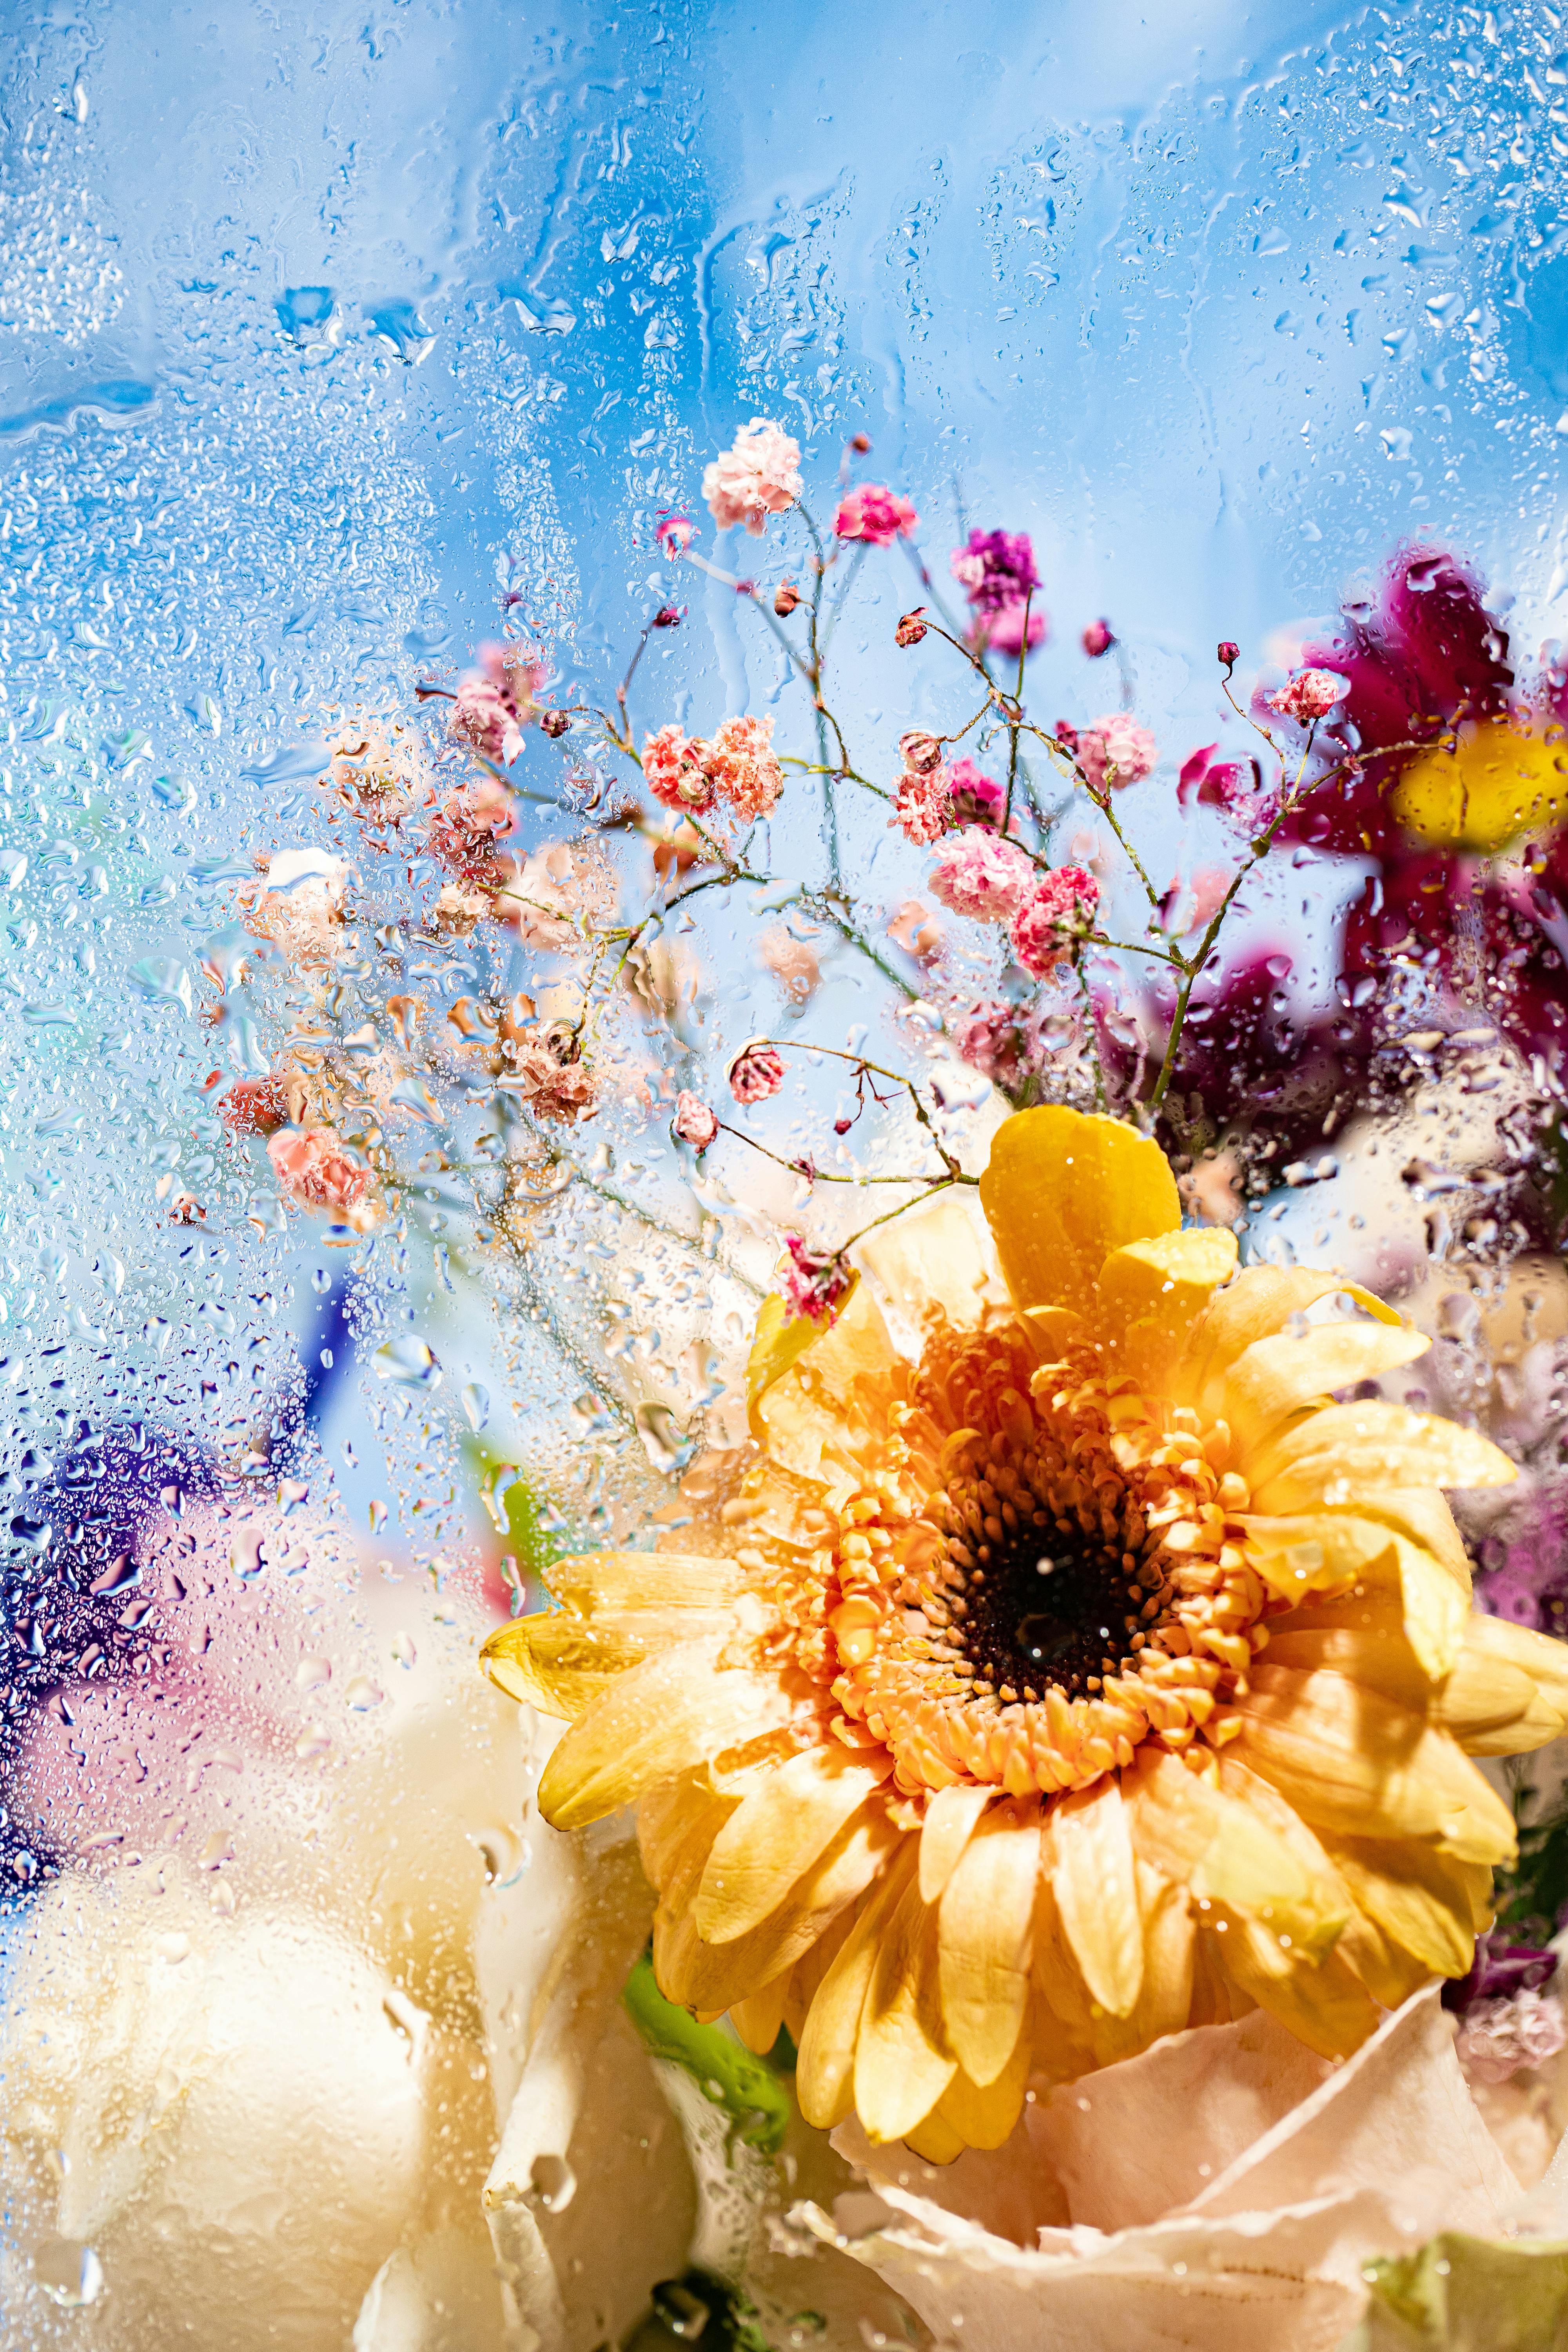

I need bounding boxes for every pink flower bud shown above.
[672,1091,719,1151]
[774,579,802,617]
[899,730,944,775]
[895,606,929,648]
[1081,619,1115,658]
[1217,640,1240,668]
[540,709,571,738]
[728,1040,785,1104]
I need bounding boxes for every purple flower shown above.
[1443,1928,1559,2014]
[951,528,1040,614]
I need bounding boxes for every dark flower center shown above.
[953,1520,1144,1702]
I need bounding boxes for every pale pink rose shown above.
[833,485,918,545]
[1009,863,1101,976]
[706,713,783,820]
[891,766,951,846]
[1269,665,1349,723]
[642,723,717,814]
[672,1091,719,1150]
[1077,711,1157,791]
[728,1040,785,1104]
[267,1128,375,1225]
[504,1024,597,1125]
[807,1988,1521,2352]
[780,1236,853,1325]
[1457,1992,1568,2087]
[928,827,1035,923]
[701,418,802,536]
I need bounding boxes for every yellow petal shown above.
[918,1782,994,1904]
[753,1280,896,1481]
[1084,1860,1196,2069]
[1212,1913,1379,2062]
[481,1612,655,1719]
[1096,1226,1239,1388]
[1045,1780,1143,2019]
[1323,1835,1482,1977]
[900,2108,968,2165]
[1029,1874,1099,2074]
[931,2023,1031,2151]
[937,1796,1039,2086]
[978,1106,1180,1317]
[1223,1320,1430,1453]
[746,1281,855,1430]
[537,1638,796,1831]
[638,1768,733,1890]
[1235,1664,1516,1866]
[663,1801,900,2012]
[1179,1265,1398,1417]
[796,1845,918,2131]
[855,1865,957,2143]
[1124,1747,1345,1957]
[1249,1401,1515,1512]
[695,1746,891,1942]
[730,1971,791,2056]
[853,1183,1007,1340]
[1391,715,1568,851]
[1436,1613,1568,1755]
[548,1550,749,1617]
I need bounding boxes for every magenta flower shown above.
[1009,864,1101,977]
[780,1236,853,1325]
[927,828,1034,923]
[1082,619,1115,659]
[672,1091,719,1151]
[951,528,1048,657]
[944,756,1005,831]
[1076,712,1157,792]
[728,1040,785,1104]
[701,418,802,536]
[1267,666,1350,724]
[833,484,918,546]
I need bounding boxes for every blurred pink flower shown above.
[426,773,517,879]
[928,827,1034,922]
[657,511,695,558]
[267,1129,375,1223]
[1082,617,1115,657]
[1078,711,1157,791]
[642,723,717,814]
[780,1236,853,1324]
[507,1025,598,1125]
[728,1040,785,1104]
[450,646,546,768]
[951,998,1049,1091]
[833,484,918,545]
[707,713,784,820]
[983,599,1048,656]
[944,755,1004,830]
[757,924,820,1003]
[1457,1992,1568,2087]
[891,766,951,846]
[951,528,1048,658]
[672,1091,719,1150]
[1160,864,1236,938]
[701,418,802,536]
[1269,666,1350,723]
[219,1075,288,1137]
[1009,863,1101,976]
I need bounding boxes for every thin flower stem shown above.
[711,1119,953,1187]
[1074,957,1109,1112]
[833,1173,979,1261]
[1002,592,1032,833]
[745,1037,961,1176]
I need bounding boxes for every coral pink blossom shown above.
[1268,666,1350,723]
[219,1076,288,1137]
[672,1091,719,1150]
[1009,864,1101,977]
[506,1024,598,1125]
[642,724,717,814]
[780,1236,853,1325]
[707,714,784,820]
[267,1129,373,1219]
[1077,712,1157,791]
[728,1040,785,1104]
[426,774,517,878]
[891,766,951,846]
[927,828,1034,923]
[701,418,802,536]
[944,757,1004,830]
[833,485,918,546]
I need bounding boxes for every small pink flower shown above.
[427,774,517,878]
[927,828,1035,924]
[729,1040,785,1104]
[508,1024,598,1125]
[1077,713,1157,792]
[1456,1991,1567,2086]
[701,418,802,536]
[833,484,918,546]
[642,723,717,814]
[706,713,784,820]
[672,1091,719,1151]
[1009,864,1101,978]
[1267,666,1349,724]
[951,1000,1047,1091]
[899,730,944,775]
[944,757,1004,831]
[451,677,525,768]
[895,606,928,648]
[780,1236,854,1325]
[268,1129,374,1220]
[892,766,951,846]
[658,511,695,559]
[219,1075,288,1137]
[1082,618,1115,658]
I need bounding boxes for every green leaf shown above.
[1353,2233,1568,2350]
[622,1953,791,2157]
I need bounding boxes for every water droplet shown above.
[390,1631,416,1669]
[461,1381,491,1432]
[635,1401,695,1476]
[34,2239,103,2309]
[371,1335,441,1389]
[296,1655,332,1690]
[528,2152,577,2212]
[344,1675,385,1711]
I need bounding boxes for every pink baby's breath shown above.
[892,766,951,846]
[833,484,918,546]
[1077,713,1157,792]
[780,1236,853,1325]
[1009,864,1100,978]
[729,1040,785,1104]
[708,713,784,820]
[1456,1991,1567,2086]
[1268,666,1350,724]
[702,419,802,536]
[927,828,1034,924]
[642,724,717,814]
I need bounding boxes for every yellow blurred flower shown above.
[1390,714,1568,851]
[483,1107,1568,2158]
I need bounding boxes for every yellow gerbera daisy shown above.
[482,1107,1568,2159]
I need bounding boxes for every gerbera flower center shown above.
[953,1518,1146,1704]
